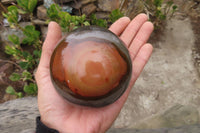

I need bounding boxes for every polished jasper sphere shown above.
[50,26,132,107]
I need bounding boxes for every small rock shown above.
[70,0,96,9]
[98,0,120,12]
[37,5,48,20]
[44,0,54,8]
[62,6,73,13]
[32,19,47,26]
[0,22,31,49]
[95,12,110,19]
[81,0,97,5]
[44,0,73,8]
[82,3,97,16]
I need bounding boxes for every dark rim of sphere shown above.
[50,26,132,107]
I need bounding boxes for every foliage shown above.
[47,4,124,31]
[6,86,23,98]
[3,0,40,97]
[109,9,124,23]
[90,14,108,28]
[47,4,90,32]
[142,0,177,28]
[17,0,38,13]
[2,6,19,27]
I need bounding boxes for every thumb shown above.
[39,22,62,69]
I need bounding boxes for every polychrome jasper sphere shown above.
[50,26,132,107]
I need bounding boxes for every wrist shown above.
[36,116,59,133]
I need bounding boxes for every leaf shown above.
[8,34,20,45]
[7,5,18,12]
[28,0,38,13]
[22,25,40,45]
[4,5,19,24]
[24,83,37,95]
[17,0,29,11]
[17,9,28,14]
[173,5,178,10]
[83,21,90,26]
[17,92,23,98]
[22,70,32,81]
[33,50,41,58]
[90,14,107,28]
[9,73,21,81]
[22,51,30,59]
[6,86,16,95]
[47,4,62,21]
[153,0,163,7]
[5,45,16,55]
[19,61,29,70]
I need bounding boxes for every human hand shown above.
[35,13,153,133]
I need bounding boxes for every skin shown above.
[35,13,154,133]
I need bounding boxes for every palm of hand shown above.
[35,14,153,133]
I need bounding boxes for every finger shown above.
[132,43,153,81]
[129,21,154,59]
[109,17,130,36]
[120,13,148,47]
[39,22,62,69]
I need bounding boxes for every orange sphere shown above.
[50,26,132,107]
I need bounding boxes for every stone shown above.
[43,0,54,8]
[0,22,31,48]
[44,0,73,8]
[95,12,110,19]
[82,3,97,16]
[131,104,200,129]
[32,19,47,26]
[1,97,200,133]
[37,5,48,20]
[0,97,39,133]
[81,0,97,5]
[98,0,120,12]
[70,0,96,9]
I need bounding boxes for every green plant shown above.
[2,0,40,97]
[6,86,23,98]
[90,9,124,28]
[142,0,177,28]
[109,9,124,23]
[47,4,124,31]
[90,14,108,28]
[47,4,90,32]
